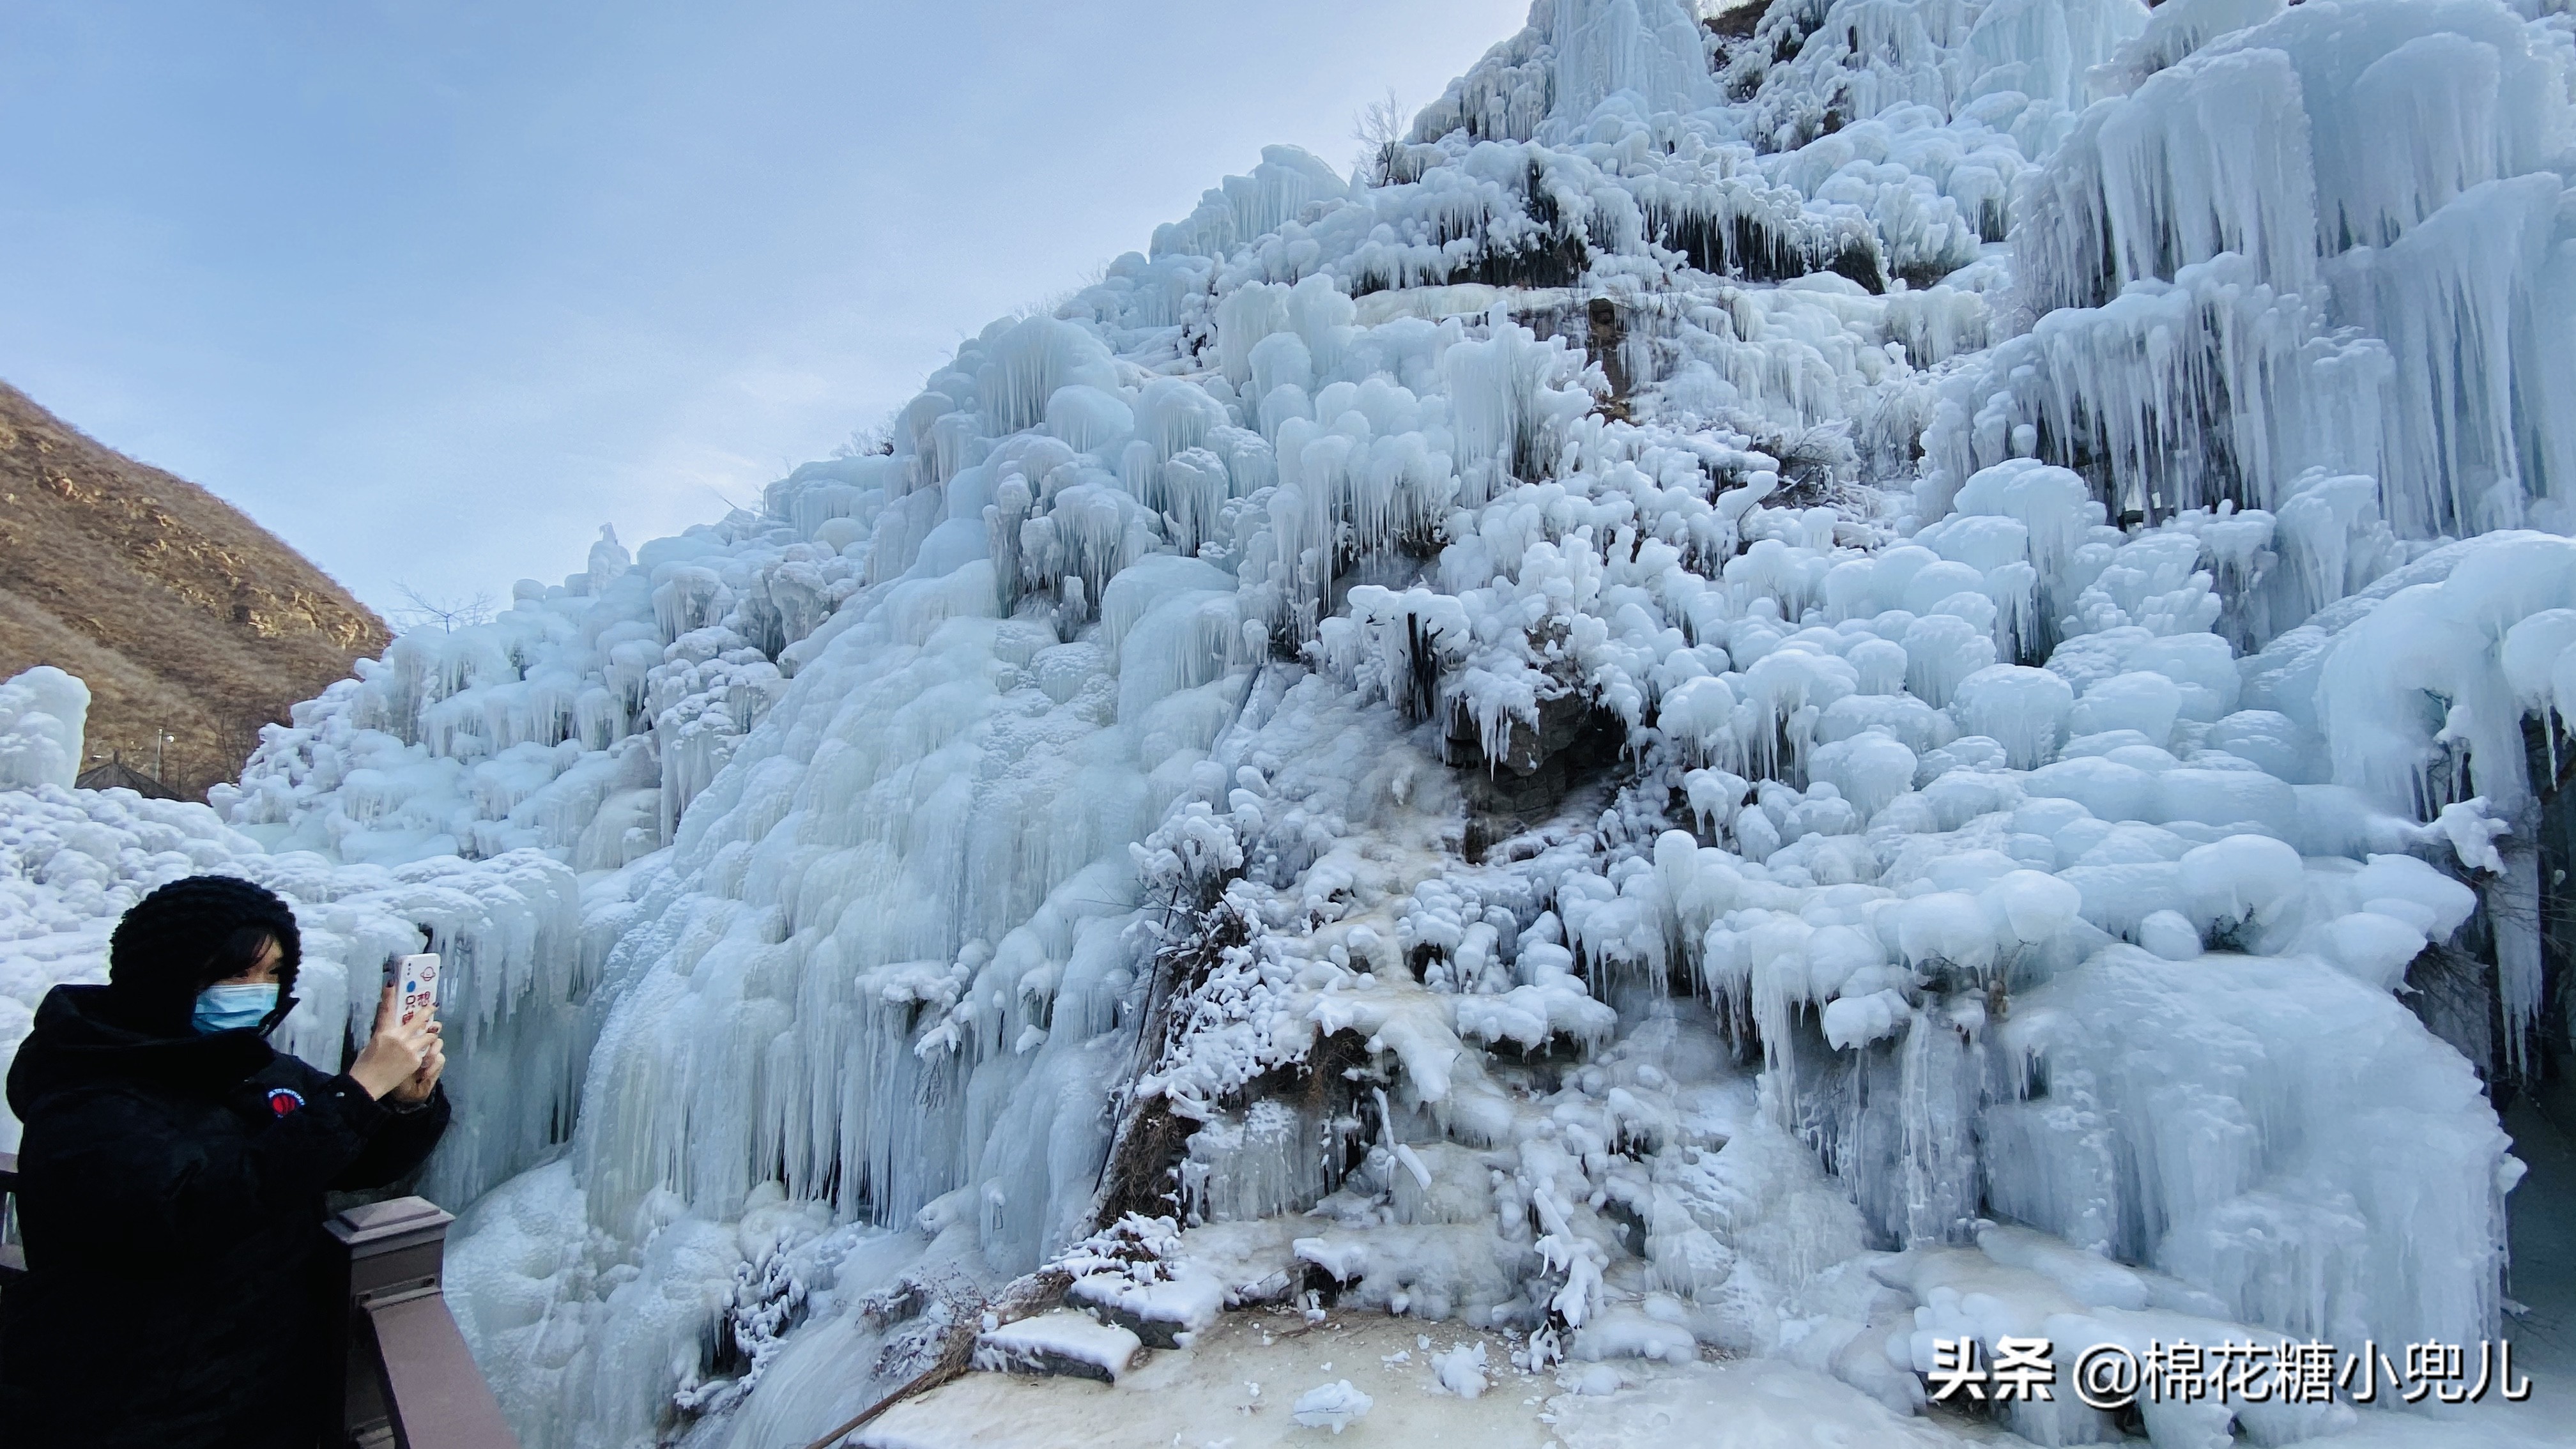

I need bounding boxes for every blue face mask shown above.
[192,983,279,1035]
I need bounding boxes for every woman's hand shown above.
[392,1023,445,1105]
[349,985,442,1102]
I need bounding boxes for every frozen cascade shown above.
[1993,945,2515,1353]
[1989,0,2576,548]
[6,1,2575,1446]
[1545,0,1724,125]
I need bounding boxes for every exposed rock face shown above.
[0,381,387,797]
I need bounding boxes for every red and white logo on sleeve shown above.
[266,1087,305,1117]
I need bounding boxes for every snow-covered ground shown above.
[857,1300,2573,1449]
[7,0,2576,1445]
[859,1308,1982,1448]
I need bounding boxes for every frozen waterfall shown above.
[5,0,2575,1445]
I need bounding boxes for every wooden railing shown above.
[0,1153,514,1449]
[0,1152,22,1293]
[321,1196,519,1449]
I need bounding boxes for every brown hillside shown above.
[0,381,389,799]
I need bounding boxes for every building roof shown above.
[75,759,180,800]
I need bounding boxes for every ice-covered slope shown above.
[6,1,2575,1445]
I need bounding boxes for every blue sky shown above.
[0,0,1527,615]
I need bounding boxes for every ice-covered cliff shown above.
[5,0,2575,1445]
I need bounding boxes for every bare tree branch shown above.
[1352,88,1410,188]
[387,581,500,635]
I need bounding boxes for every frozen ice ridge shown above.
[8,0,2576,1445]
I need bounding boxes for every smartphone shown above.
[393,953,441,1027]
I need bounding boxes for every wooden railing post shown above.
[321,1196,517,1449]
[0,1150,24,1293]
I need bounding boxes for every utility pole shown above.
[155,728,174,783]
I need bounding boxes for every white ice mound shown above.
[1430,1339,1489,1397]
[969,1309,1140,1381]
[0,666,89,791]
[1290,1379,1374,1432]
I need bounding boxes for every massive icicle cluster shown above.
[6,0,2575,1445]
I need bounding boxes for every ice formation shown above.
[6,0,2575,1445]
[1288,1379,1376,1434]
[0,667,88,793]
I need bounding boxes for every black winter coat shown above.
[0,984,449,1449]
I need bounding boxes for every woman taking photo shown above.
[0,874,450,1448]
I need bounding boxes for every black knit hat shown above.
[107,875,302,1038]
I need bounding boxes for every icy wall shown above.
[4,0,2575,1445]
